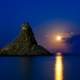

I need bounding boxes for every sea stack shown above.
[0,22,50,56]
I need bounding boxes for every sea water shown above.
[0,54,80,80]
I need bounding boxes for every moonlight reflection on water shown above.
[55,53,63,80]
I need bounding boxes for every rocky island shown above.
[0,22,51,56]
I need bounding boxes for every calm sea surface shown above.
[0,54,80,80]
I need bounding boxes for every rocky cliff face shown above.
[0,22,50,56]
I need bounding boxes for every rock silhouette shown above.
[0,22,50,56]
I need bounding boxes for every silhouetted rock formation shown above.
[0,22,50,56]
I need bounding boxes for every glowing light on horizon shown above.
[55,53,63,80]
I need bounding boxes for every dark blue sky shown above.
[0,0,80,48]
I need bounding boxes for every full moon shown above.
[56,36,62,41]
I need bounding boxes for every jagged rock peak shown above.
[21,22,31,31]
[0,22,51,56]
[17,22,37,45]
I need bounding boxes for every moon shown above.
[56,36,62,41]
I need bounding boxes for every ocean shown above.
[0,53,80,80]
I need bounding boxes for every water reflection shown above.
[0,54,80,80]
[55,53,63,80]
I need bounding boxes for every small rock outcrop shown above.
[0,22,50,56]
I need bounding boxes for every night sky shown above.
[0,0,80,50]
